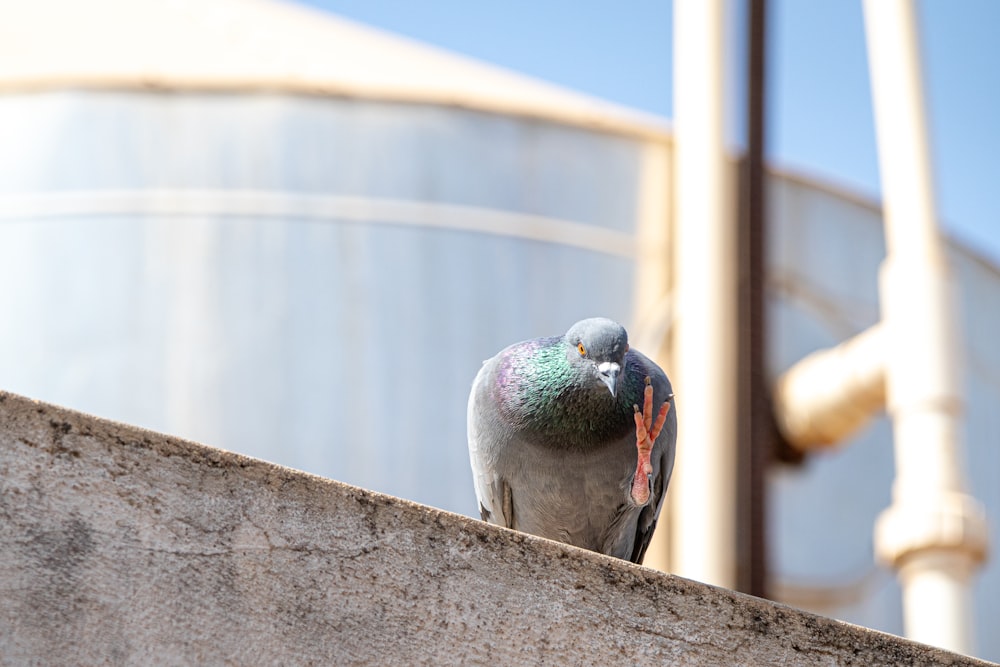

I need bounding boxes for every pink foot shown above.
[631,377,671,505]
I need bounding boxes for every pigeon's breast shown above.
[491,341,634,451]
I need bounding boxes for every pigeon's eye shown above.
[577,342,587,356]
[624,344,630,353]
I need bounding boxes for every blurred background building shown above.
[0,0,996,660]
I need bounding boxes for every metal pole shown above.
[670,0,738,589]
[736,0,770,598]
[862,0,988,654]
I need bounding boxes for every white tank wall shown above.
[0,90,645,516]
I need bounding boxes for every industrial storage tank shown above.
[0,0,997,660]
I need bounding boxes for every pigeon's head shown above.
[564,317,630,398]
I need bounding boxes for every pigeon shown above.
[467,317,676,564]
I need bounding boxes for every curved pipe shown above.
[773,323,886,449]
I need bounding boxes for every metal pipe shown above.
[862,0,988,654]
[670,0,738,589]
[773,323,886,449]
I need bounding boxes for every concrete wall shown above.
[0,389,993,666]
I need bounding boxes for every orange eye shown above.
[577,342,586,356]
[624,344,630,353]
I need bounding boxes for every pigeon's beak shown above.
[597,362,620,397]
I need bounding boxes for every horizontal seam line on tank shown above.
[0,189,637,258]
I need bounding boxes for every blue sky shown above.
[294,0,1000,266]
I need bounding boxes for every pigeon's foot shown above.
[631,377,671,505]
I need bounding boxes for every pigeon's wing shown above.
[628,351,678,564]
[467,357,514,528]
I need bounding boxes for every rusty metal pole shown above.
[736,0,770,599]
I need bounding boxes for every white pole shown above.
[862,0,988,654]
[670,0,738,588]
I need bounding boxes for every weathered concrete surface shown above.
[0,390,994,666]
